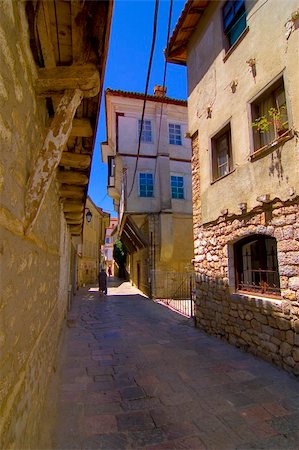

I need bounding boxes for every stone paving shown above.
[40,278,299,450]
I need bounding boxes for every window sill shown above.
[250,130,293,162]
[223,26,249,63]
[231,292,282,308]
[211,168,235,185]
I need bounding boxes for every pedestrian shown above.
[98,268,107,295]
[108,266,112,277]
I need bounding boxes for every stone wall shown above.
[193,199,299,375]
[0,3,70,447]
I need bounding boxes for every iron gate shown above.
[154,271,196,318]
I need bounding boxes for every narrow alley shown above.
[40,278,299,450]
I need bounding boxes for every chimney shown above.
[154,85,167,97]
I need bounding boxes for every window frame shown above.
[169,123,182,146]
[138,119,152,143]
[249,76,291,158]
[138,172,154,198]
[222,0,247,50]
[211,122,233,182]
[234,235,281,298]
[171,174,185,199]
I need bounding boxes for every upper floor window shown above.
[211,123,232,181]
[171,175,184,199]
[223,0,247,49]
[251,78,289,153]
[234,235,280,297]
[139,173,154,197]
[138,119,152,143]
[169,124,182,145]
[108,156,115,177]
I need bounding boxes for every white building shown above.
[101,86,194,297]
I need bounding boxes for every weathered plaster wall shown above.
[187,0,299,224]
[129,212,193,298]
[0,2,70,447]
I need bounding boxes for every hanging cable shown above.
[154,0,173,181]
[127,0,160,198]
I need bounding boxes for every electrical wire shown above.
[154,0,173,182]
[127,0,160,198]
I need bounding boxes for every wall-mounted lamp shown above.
[85,208,92,223]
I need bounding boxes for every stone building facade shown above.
[0,1,112,447]
[167,0,299,374]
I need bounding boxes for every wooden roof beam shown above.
[59,151,91,169]
[60,185,85,200]
[35,64,100,98]
[56,171,89,185]
[37,1,56,67]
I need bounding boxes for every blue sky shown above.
[88,0,187,216]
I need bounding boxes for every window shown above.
[211,124,232,181]
[108,156,115,177]
[223,0,247,48]
[138,119,152,142]
[234,235,280,297]
[139,173,153,197]
[171,175,184,199]
[169,124,182,145]
[251,78,289,152]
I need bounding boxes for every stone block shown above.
[251,319,262,332]
[270,336,281,346]
[256,313,268,325]
[276,318,291,331]
[279,342,292,357]
[282,226,294,239]
[292,347,299,362]
[279,266,298,277]
[245,311,254,321]
[281,290,296,301]
[293,319,299,334]
[289,277,299,290]
[283,356,295,368]
[285,330,294,345]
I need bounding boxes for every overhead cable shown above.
[127,0,160,198]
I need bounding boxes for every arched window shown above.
[234,235,280,297]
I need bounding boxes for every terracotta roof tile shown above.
[105,88,187,106]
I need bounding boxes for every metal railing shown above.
[237,268,280,297]
[154,272,195,318]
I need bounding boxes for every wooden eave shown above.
[119,215,147,253]
[165,0,210,65]
[25,0,113,236]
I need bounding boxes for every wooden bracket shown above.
[35,64,100,98]
[24,89,83,235]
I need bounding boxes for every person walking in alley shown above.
[98,268,107,294]
[108,266,112,277]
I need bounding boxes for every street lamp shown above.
[85,208,92,223]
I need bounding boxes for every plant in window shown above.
[252,106,288,137]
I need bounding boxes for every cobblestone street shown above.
[40,278,299,450]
